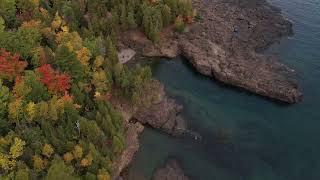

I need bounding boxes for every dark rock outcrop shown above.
[133,97,187,136]
[132,81,187,136]
[179,0,302,103]
[153,160,190,180]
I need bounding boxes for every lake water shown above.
[127,0,320,179]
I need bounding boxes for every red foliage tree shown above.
[37,64,71,94]
[0,49,28,81]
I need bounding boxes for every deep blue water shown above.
[127,0,320,179]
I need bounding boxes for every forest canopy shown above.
[0,0,193,179]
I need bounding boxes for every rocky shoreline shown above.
[120,0,302,103]
[113,0,304,179]
[111,80,190,180]
[179,0,302,103]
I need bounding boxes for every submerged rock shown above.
[179,0,302,103]
[153,159,190,180]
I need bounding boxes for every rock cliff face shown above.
[179,0,302,103]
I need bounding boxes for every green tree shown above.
[61,1,80,31]
[0,0,17,27]
[24,70,50,103]
[164,0,178,17]
[79,118,103,144]
[0,80,10,119]
[54,45,85,82]
[0,27,41,59]
[0,17,5,32]
[45,157,79,180]
[105,36,119,66]
[142,5,163,42]
[120,4,127,29]
[161,4,172,27]
[16,0,37,14]
[127,8,137,29]
[174,15,186,33]
[15,168,29,180]
[112,135,124,154]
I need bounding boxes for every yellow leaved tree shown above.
[42,144,54,158]
[0,135,26,171]
[72,145,83,159]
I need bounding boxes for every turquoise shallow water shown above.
[128,0,320,179]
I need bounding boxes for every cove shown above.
[127,0,320,179]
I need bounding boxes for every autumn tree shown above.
[25,101,36,122]
[97,168,111,180]
[92,70,111,95]
[42,143,54,158]
[72,145,83,159]
[0,50,27,81]
[37,64,71,94]
[0,133,26,172]
[63,152,74,164]
[8,97,24,123]
[80,153,93,167]
[33,154,46,172]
